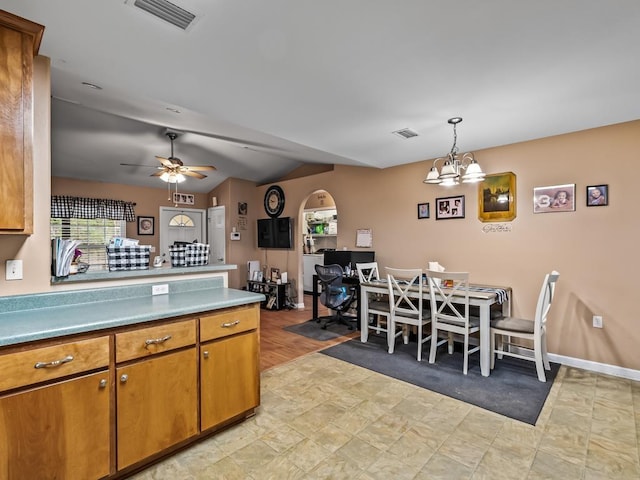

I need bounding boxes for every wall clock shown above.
[264,185,285,217]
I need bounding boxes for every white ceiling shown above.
[4,1,640,193]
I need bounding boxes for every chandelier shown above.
[423,117,485,186]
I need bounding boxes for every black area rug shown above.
[320,333,559,425]
[283,318,355,341]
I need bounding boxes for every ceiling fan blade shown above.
[181,170,207,179]
[120,163,161,168]
[182,165,216,172]
[155,156,175,168]
[150,171,165,177]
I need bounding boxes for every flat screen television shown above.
[257,217,293,249]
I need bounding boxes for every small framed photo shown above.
[270,267,280,283]
[436,195,465,220]
[238,202,248,215]
[586,184,608,207]
[533,184,575,213]
[172,192,195,205]
[137,216,154,235]
[417,202,430,219]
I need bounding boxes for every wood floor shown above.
[259,294,359,371]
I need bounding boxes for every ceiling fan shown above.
[121,131,216,183]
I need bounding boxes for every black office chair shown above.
[315,264,357,330]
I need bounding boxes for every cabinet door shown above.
[201,331,259,431]
[116,348,198,470]
[0,371,110,480]
[0,15,41,233]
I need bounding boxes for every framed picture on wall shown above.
[435,195,465,220]
[137,216,154,235]
[533,183,576,213]
[478,172,516,222]
[172,192,194,205]
[417,202,430,219]
[586,184,608,207]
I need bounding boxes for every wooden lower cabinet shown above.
[201,330,259,430]
[0,370,110,480]
[0,303,260,478]
[116,347,198,470]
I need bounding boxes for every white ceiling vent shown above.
[392,128,419,139]
[129,0,198,31]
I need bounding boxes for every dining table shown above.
[360,279,512,377]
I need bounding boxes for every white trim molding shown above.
[548,353,640,381]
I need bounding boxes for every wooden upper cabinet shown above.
[0,11,44,234]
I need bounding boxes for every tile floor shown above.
[130,353,640,479]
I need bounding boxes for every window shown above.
[51,218,126,270]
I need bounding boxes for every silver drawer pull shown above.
[99,379,108,388]
[145,335,172,346]
[34,355,74,369]
[221,320,240,328]
[203,351,209,359]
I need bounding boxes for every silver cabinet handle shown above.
[221,320,240,328]
[203,351,209,359]
[34,355,74,369]
[99,379,108,389]
[145,335,172,346]
[120,374,128,383]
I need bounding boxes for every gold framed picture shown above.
[478,172,516,222]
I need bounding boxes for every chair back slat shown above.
[385,268,423,318]
[535,270,560,332]
[356,262,380,282]
[426,270,470,325]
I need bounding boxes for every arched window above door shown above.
[169,214,195,227]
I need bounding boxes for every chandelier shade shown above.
[423,117,485,186]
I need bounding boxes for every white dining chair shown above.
[386,267,431,360]
[490,271,560,382]
[426,270,479,375]
[356,262,391,341]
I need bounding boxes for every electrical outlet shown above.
[152,284,169,295]
[593,315,603,328]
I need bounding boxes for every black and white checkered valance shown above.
[51,196,136,222]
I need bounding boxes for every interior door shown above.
[207,206,226,264]
[159,207,206,261]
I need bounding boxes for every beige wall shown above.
[1,53,638,372]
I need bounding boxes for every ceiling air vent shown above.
[392,128,419,139]
[131,0,197,30]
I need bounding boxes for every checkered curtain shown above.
[51,196,136,221]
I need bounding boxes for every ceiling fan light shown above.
[176,173,186,183]
[159,171,171,182]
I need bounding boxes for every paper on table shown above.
[427,261,445,286]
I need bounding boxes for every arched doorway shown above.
[298,190,337,308]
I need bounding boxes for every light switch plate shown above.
[6,260,23,280]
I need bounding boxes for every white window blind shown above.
[51,218,126,270]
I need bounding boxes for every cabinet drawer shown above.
[200,305,259,341]
[0,336,110,392]
[116,319,196,363]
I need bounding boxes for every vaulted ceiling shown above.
[5,1,640,193]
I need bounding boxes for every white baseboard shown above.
[548,353,640,381]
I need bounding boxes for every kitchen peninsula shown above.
[0,275,264,479]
